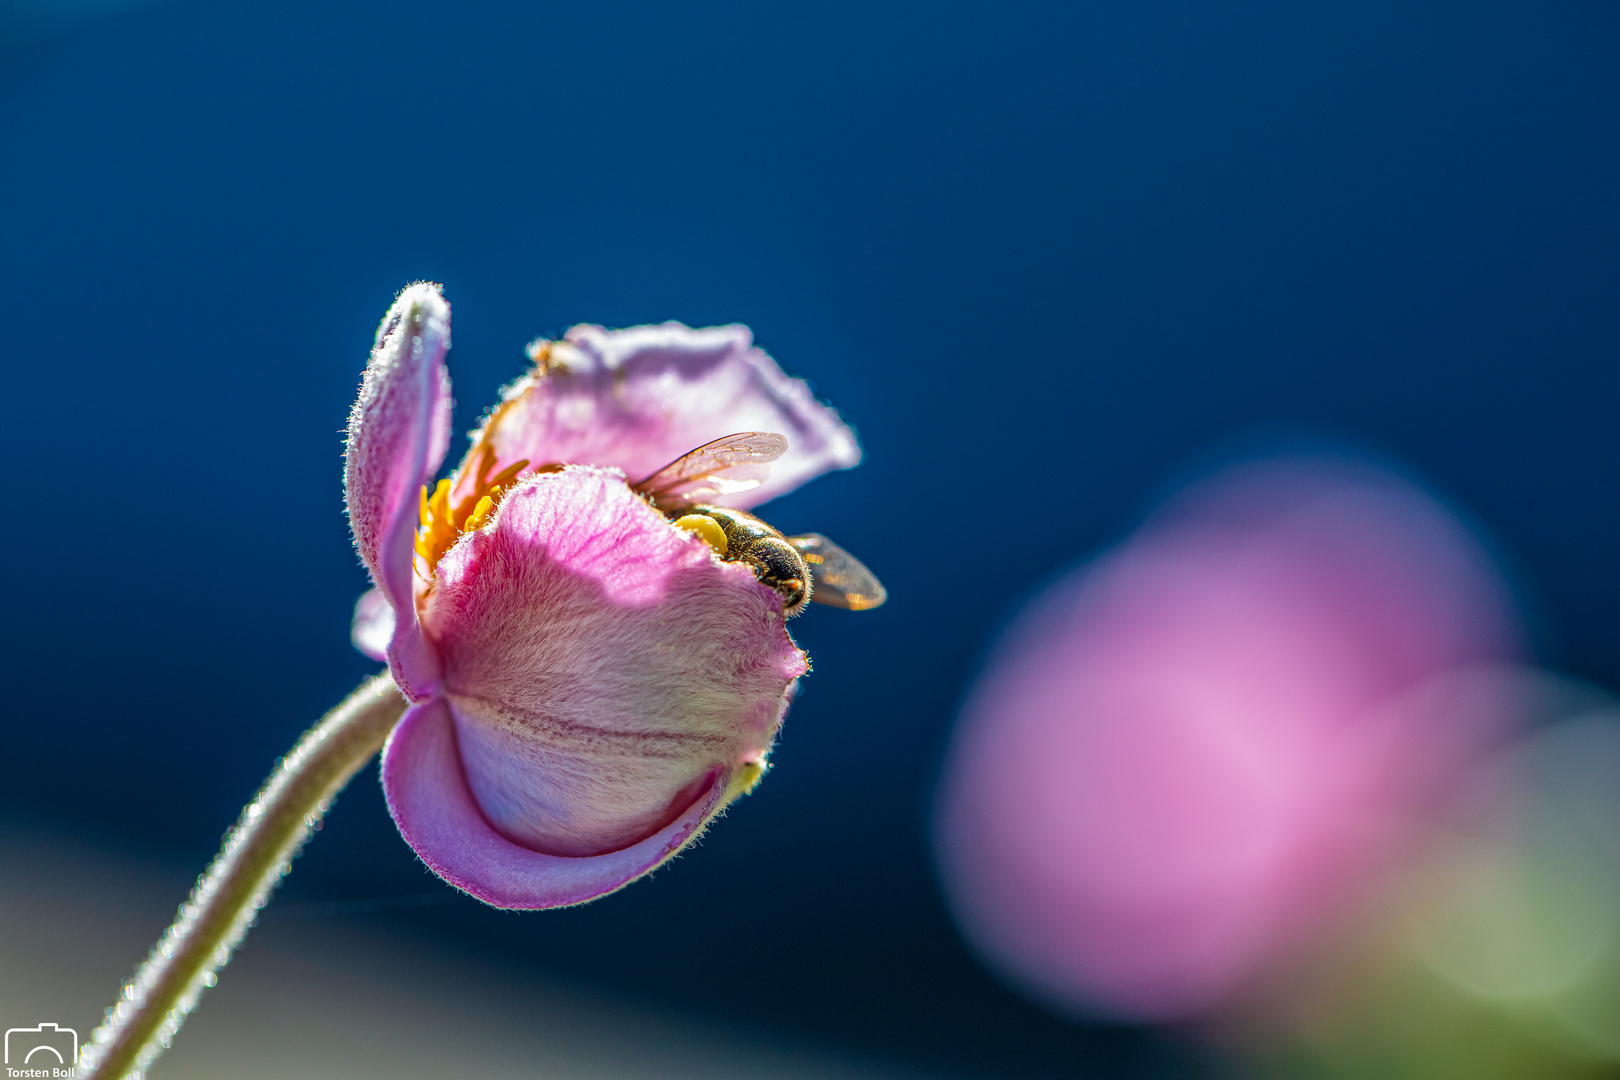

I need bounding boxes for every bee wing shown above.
[788,533,887,611]
[633,432,790,511]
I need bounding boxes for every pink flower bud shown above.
[343,285,861,907]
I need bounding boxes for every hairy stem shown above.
[82,673,408,1079]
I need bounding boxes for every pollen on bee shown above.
[674,514,728,556]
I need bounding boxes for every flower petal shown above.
[934,455,1520,1021]
[344,283,453,698]
[478,322,860,509]
[382,697,735,908]
[422,466,807,857]
[350,587,393,662]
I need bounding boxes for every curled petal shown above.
[478,323,860,509]
[344,283,453,697]
[382,698,735,908]
[422,467,806,858]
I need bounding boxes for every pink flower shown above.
[933,456,1519,1020]
[344,283,867,908]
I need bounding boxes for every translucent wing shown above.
[633,432,790,511]
[789,533,887,611]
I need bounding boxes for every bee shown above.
[632,433,886,617]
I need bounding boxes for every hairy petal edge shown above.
[344,283,453,697]
[483,322,860,509]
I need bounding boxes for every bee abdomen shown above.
[743,536,810,614]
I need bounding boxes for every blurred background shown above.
[1,1,1617,1076]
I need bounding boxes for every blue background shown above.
[2,1,1616,1075]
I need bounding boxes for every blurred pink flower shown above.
[345,284,859,908]
[933,456,1520,1020]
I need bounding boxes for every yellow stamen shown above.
[673,514,728,555]
[415,438,532,577]
[412,351,564,583]
[489,459,528,488]
[525,339,553,372]
[414,479,455,564]
[464,494,496,532]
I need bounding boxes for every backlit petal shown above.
[344,283,453,697]
[476,322,859,509]
[421,467,806,857]
[350,587,393,662]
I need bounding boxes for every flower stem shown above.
[82,673,407,1079]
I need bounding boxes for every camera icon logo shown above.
[4,1023,78,1068]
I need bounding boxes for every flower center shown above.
[416,440,530,575]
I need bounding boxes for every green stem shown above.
[81,673,407,1079]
